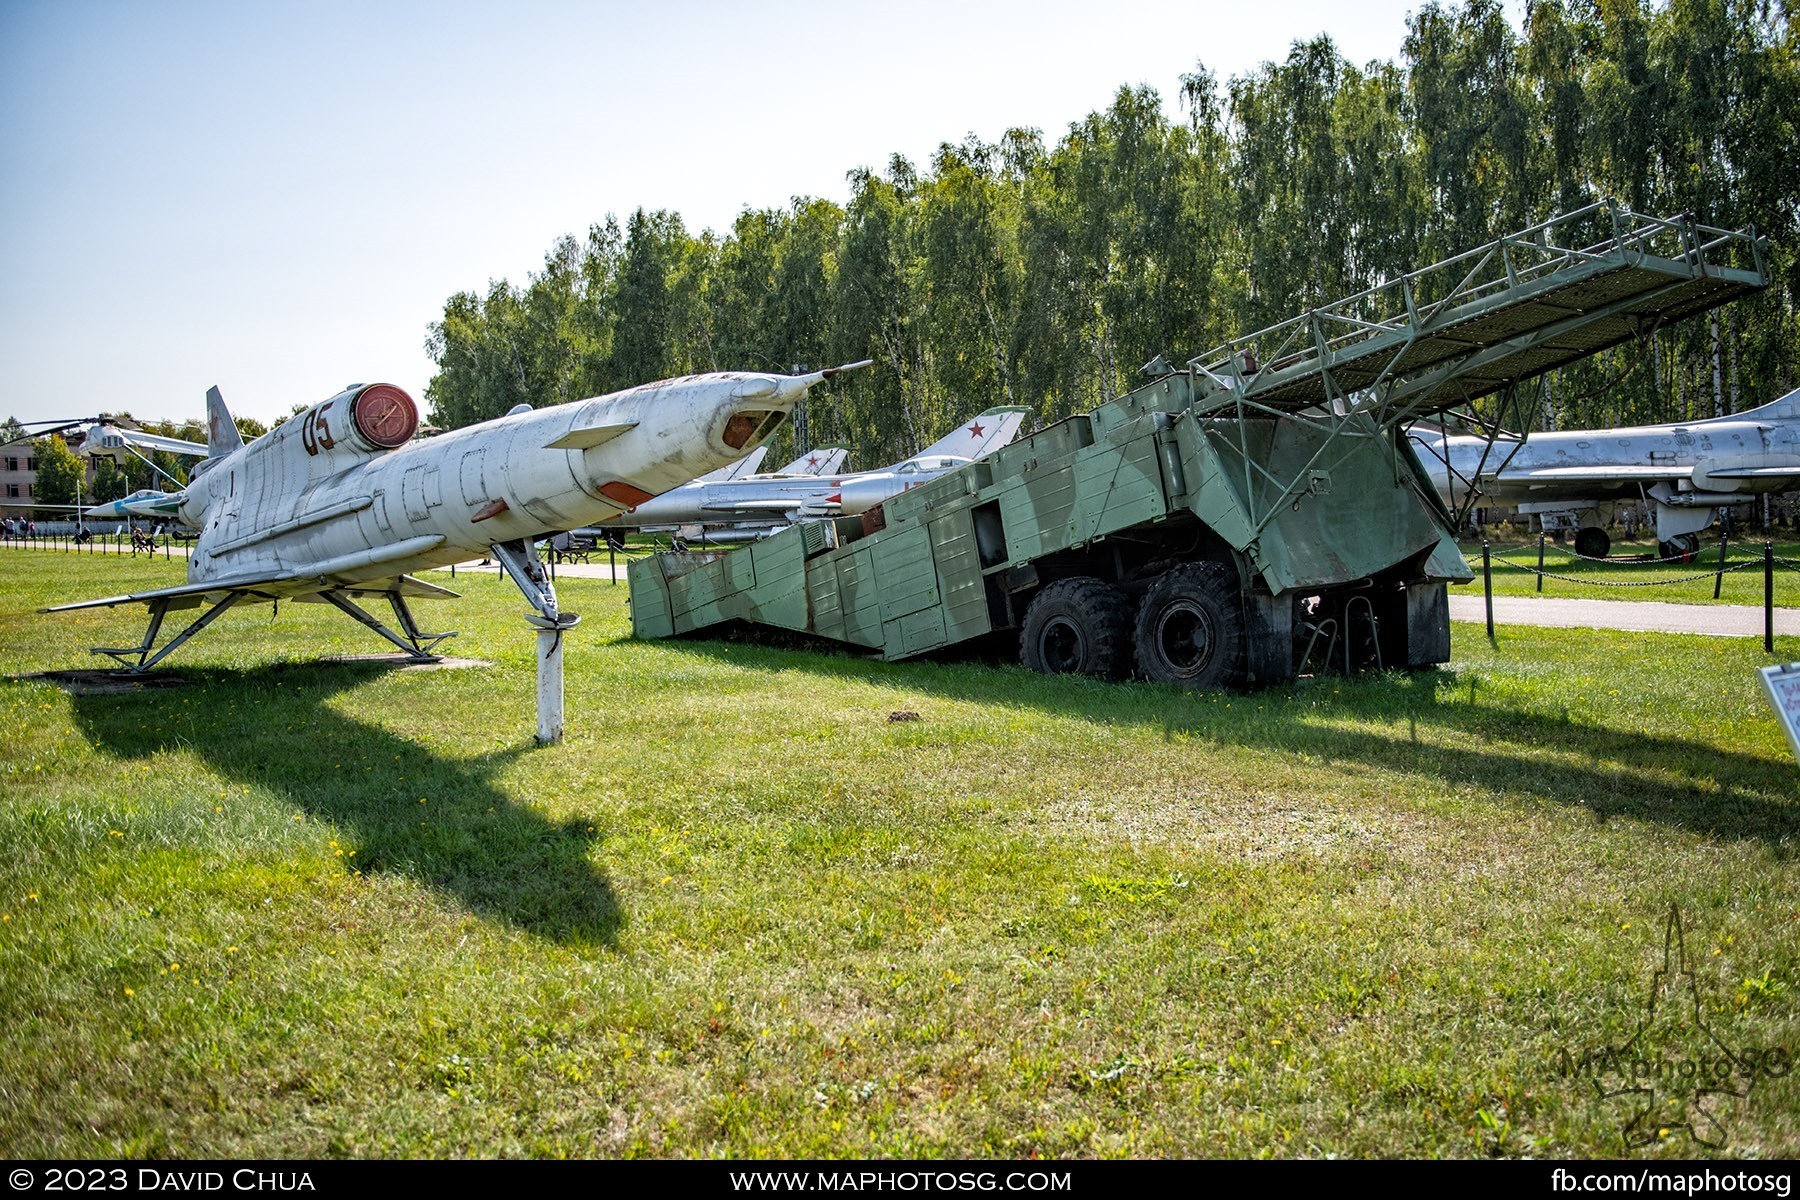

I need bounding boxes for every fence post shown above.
[1766,540,1775,654]
[610,543,617,586]
[1536,533,1545,594]
[1483,540,1495,640]
[1715,529,1729,600]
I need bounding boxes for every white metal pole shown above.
[535,621,565,745]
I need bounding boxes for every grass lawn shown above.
[0,548,1795,1158]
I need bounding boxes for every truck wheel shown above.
[1133,561,1244,688]
[1573,527,1611,559]
[1019,578,1134,679]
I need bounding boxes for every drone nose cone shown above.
[771,359,875,403]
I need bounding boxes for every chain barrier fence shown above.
[0,523,179,559]
[10,519,1796,634]
[1467,532,1796,652]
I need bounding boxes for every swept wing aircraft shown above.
[81,489,186,522]
[697,445,769,483]
[1408,385,1800,558]
[600,406,1029,537]
[66,428,213,525]
[44,364,869,672]
[588,443,853,542]
[769,446,851,476]
[677,445,843,488]
[62,447,844,532]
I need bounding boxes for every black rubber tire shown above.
[1019,578,1134,680]
[1660,533,1700,563]
[1132,561,1245,689]
[1573,527,1611,559]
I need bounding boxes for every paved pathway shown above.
[1446,592,1800,637]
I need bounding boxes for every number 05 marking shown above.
[301,404,337,456]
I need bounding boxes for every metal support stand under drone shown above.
[492,538,580,746]
[92,586,456,674]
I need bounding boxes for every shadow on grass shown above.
[660,632,1800,855]
[67,659,622,944]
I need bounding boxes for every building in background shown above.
[1,436,40,508]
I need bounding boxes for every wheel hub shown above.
[1155,601,1216,673]
[1039,618,1087,673]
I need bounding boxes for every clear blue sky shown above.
[0,0,1525,428]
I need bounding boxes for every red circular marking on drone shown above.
[353,384,418,448]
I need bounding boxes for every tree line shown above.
[425,0,1799,469]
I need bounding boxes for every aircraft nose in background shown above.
[775,360,873,402]
[720,361,874,450]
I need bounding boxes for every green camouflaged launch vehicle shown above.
[629,204,1769,687]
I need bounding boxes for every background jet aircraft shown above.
[677,444,845,488]
[770,446,850,476]
[588,443,853,543]
[598,406,1029,540]
[44,363,868,672]
[81,488,185,522]
[697,445,768,483]
[1408,385,1800,558]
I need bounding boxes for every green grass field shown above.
[1,549,1796,1158]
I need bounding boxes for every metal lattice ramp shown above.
[1187,203,1769,428]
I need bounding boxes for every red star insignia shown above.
[968,422,985,438]
[807,455,819,467]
